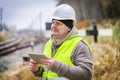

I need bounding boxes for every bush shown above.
[113,20,120,48]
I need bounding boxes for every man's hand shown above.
[40,58,54,70]
[29,59,39,72]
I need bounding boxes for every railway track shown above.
[0,36,42,56]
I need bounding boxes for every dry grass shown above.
[1,37,119,80]
[92,36,120,80]
[76,19,91,29]
[0,64,40,80]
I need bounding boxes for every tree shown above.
[56,0,106,22]
[56,0,120,22]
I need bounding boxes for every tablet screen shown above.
[28,53,46,64]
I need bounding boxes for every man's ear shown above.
[67,27,71,32]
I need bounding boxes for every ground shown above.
[0,38,120,80]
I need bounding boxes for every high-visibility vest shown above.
[42,36,92,80]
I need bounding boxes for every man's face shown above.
[51,20,71,39]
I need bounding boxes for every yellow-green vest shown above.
[42,36,92,80]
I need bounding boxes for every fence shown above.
[45,29,112,43]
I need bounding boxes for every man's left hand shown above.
[40,57,54,70]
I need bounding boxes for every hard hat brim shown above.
[51,16,75,21]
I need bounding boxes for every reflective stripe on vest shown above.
[42,36,92,80]
[41,77,69,80]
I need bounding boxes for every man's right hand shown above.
[29,59,39,72]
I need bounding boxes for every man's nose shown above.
[52,23,57,28]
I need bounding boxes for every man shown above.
[29,4,93,80]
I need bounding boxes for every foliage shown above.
[103,0,120,18]
[92,42,120,80]
[0,65,40,80]
[92,19,120,80]
[113,20,120,48]
[0,32,7,43]
[101,0,111,7]
[0,35,6,42]
[0,29,11,42]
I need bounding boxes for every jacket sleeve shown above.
[51,41,93,80]
[33,65,44,77]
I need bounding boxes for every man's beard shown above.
[52,34,59,39]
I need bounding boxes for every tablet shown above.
[28,53,46,64]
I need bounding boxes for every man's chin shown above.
[52,33,58,36]
[52,34,59,38]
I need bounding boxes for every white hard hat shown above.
[51,4,76,21]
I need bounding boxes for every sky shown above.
[0,0,57,30]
